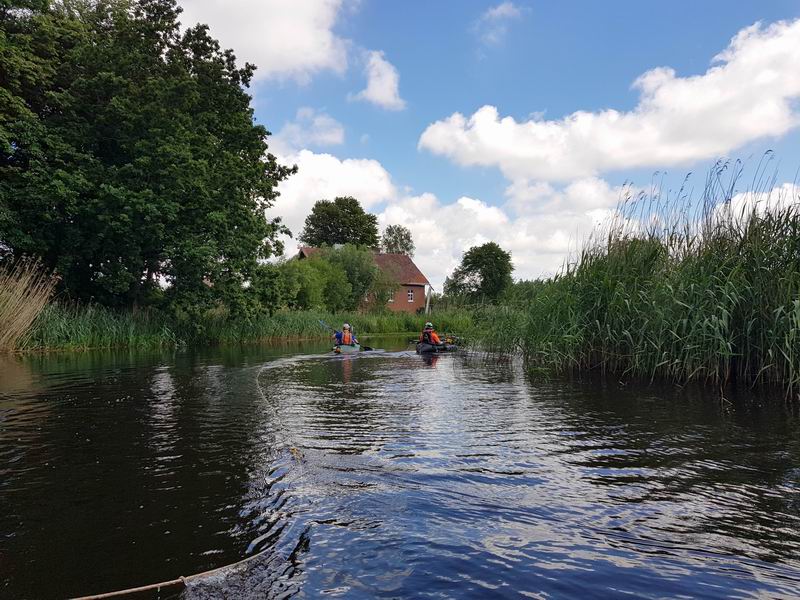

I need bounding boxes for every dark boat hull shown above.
[416,342,458,354]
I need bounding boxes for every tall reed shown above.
[482,162,800,393]
[0,259,58,351]
[22,303,475,351]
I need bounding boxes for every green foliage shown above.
[23,302,476,350]
[269,245,401,313]
[0,0,295,318]
[298,196,379,248]
[381,224,415,256]
[321,244,379,310]
[368,266,400,308]
[24,302,177,351]
[479,182,800,393]
[444,242,514,301]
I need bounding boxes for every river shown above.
[2,338,800,599]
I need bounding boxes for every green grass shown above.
[23,303,178,351]
[200,309,474,343]
[476,174,800,393]
[22,303,475,351]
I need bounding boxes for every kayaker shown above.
[419,322,441,345]
[334,323,358,346]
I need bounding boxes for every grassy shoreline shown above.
[19,303,476,352]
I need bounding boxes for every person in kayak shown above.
[334,323,358,346]
[419,322,441,345]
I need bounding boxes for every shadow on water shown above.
[2,339,800,599]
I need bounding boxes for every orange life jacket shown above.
[342,331,352,345]
[420,328,440,344]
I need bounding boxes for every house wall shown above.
[386,284,426,313]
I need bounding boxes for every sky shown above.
[179,0,800,290]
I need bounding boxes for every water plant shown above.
[0,259,58,351]
[22,303,475,352]
[481,162,800,393]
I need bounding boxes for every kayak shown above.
[334,343,361,354]
[416,342,458,354]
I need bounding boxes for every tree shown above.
[381,224,415,256]
[322,244,379,311]
[0,0,295,318]
[298,196,379,248]
[275,257,351,312]
[444,242,513,301]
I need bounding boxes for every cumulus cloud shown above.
[353,50,406,110]
[271,108,345,155]
[179,0,348,82]
[421,19,800,182]
[270,147,630,286]
[270,149,397,245]
[720,182,800,222]
[378,179,626,289]
[473,2,524,46]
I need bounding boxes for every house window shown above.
[407,289,414,302]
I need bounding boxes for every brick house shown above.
[297,247,431,314]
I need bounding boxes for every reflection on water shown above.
[1,340,800,599]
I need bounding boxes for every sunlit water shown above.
[2,339,800,599]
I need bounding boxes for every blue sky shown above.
[180,1,800,288]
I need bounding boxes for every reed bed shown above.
[22,303,474,351]
[481,164,800,393]
[24,303,178,351]
[188,309,475,344]
[0,259,58,351]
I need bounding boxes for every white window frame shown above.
[407,289,414,303]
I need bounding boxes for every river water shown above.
[2,339,800,599]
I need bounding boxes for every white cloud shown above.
[421,19,800,182]
[353,50,406,110]
[271,108,345,155]
[720,182,799,222]
[474,2,524,46]
[179,0,348,82]
[377,177,629,290]
[271,149,397,245]
[270,148,630,287]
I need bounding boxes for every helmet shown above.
[343,323,351,330]
[425,322,433,328]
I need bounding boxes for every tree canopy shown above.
[444,242,514,301]
[0,0,295,318]
[381,224,415,256]
[298,196,379,248]
[273,244,394,312]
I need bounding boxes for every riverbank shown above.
[474,191,800,393]
[19,303,476,352]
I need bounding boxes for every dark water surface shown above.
[2,340,800,599]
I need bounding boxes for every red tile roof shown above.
[297,246,321,259]
[297,247,429,286]
[374,253,430,286]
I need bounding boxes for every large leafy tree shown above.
[321,244,379,311]
[0,0,295,316]
[380,224,414,256]
[298,196,379,248]
[444,242,514,301]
